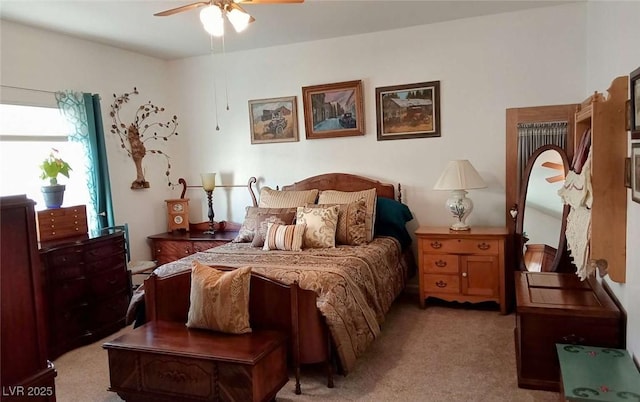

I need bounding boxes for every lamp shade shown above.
[200,5,224,37]
[433,160,486,190]
[226,6,251,33]
[200,173,216,191]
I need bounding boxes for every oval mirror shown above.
[515,145,570,272]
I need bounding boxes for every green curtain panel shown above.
[55,91,114,233]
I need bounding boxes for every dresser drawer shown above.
[91,292,129,331]
[421,238,499,255]
[192,240,228,253]
[37,205,88,242]
[85,237,125,262]
[90,268,128,298]
[53,277,87,308]
[85,254,126,274]
[423,273,460,294]
[422,254,458,274]
[52,305,89,342]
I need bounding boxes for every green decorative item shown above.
[39,148,72,208]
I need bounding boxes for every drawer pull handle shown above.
[560,334,585,344]
[477,242,490,250]
[435,260,447,268]
[430,241,442,249]
[184,249,190,254]
[108,279,117,285]
[462,272,468,277]
[435,280,447,288]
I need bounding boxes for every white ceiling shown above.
[0,1,574,60]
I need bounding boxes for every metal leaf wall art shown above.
[109,87,179,189]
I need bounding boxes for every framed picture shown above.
[301,80,364,139]
[632,143,640,203]
[625,157,631,188]
[375,81,441,141]
[248,96,298,144]
[631,66,640,139]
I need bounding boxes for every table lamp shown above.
[200,173,216,234]
[433,160,486,231]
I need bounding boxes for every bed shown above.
[130,173,415,387]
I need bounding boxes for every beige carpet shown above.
[54,296,558,401]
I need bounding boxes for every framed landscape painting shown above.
[302,80,364,139]
[631,66,640,139]
[248,96,298,144]
[375,81,441,141]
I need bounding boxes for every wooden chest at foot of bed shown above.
[103,321,288,402]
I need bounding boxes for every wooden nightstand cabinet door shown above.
[461,255,499,298]
[415,226,507,313]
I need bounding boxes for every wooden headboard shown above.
[281,173,396,200]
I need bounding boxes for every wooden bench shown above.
[556,343,640,401]
[104,322,287,402]
[138,268,332,395]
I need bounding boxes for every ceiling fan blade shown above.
[541,161,564,171]
[546,174,565,183]
[235,0,304,4]
[154,1,210,16]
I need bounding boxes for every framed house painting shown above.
[375,81,441,141]
[302,80,364,139]
[248,96,298,144]
[631,66,640,139]
[632,143,640,203]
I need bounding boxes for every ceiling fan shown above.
[154,0,304,37]
[541,161,565,183]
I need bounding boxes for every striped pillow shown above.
[317,188,377,242]
[258,186,319,208]
[263,223,306,251]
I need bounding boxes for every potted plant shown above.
[40,148,72,209]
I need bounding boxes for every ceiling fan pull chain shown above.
[222,34,230,111]
[210,35,220,131]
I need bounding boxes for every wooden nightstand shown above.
[415,226,508,314]
[148,230,238,266]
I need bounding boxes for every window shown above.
[0,104,91,211]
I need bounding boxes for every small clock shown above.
[165,198,190,232]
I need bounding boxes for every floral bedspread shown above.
[129,236,408,373]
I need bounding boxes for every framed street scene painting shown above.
[302,80,364,139]
[248,96,298,144]
[375,81,441,141]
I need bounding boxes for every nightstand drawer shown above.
[421,238,499,255]
[423,274,459,294]
[422,254,458,274]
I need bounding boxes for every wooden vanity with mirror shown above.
[506,76,628,391]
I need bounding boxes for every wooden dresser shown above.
[148,230,239,266]
[40,231,129,359]
[1,195,56,401]
[514,271,624,391]
[415,226,508,314]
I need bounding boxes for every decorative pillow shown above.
[258,186,319,208]
[375,197,414,248]
[317,188,377,242]
[251,211,297,247]
[307,199,367,246]
[296,205,339,248]
[186,262,252,334]
[263,222,306,251]
[232,206,297,243]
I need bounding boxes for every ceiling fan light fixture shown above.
[226,7,252,33]
[200,5,224,37]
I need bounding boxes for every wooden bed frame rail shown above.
[144,266,333,394]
